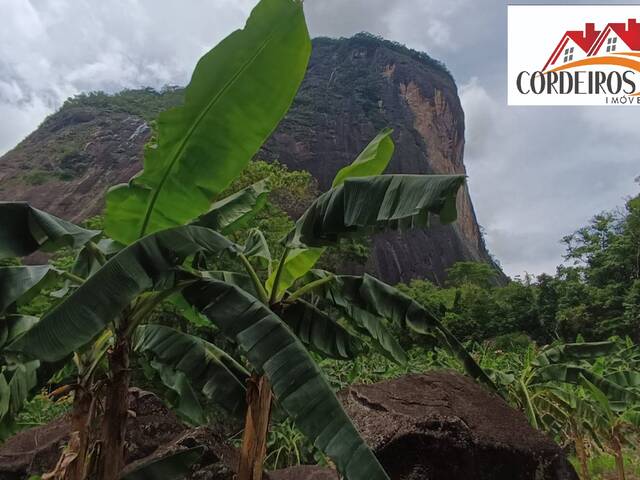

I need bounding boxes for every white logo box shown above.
[508,5,640,106]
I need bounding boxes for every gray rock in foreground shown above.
[338,370,578,480]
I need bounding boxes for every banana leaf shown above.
[279,299,361,360]
[9,226,236,362]
[265,129,397,298]
[134,324,248,417]
[149,361,206,424]
[194,180,270,235]
[242,228,272,264]
[332,128,394,187]
[183,279,390,480]
[310,271,496,390]
[286,174,465,248]
[535,364,639,404]
[579,374,619,424]
[605,370,640,390]
[0,266,58,313]
[344,304,406,364]
[266,248,324,301]
[70,238,122,280]
[0,202,98,259]
[202,271,258,297]
[0,315,39,350]
[0,360,39,428]
[532,341,619,367]
[105,0,311,244]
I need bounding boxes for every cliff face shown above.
[0,34,498,285]
[260,35,494,284]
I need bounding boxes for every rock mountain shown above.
[0,34,499,285]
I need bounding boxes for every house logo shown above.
[508,6,640,106]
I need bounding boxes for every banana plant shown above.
[486,340,638,427]
[544,384,601,480]
[484,339,640,480]
[579,375,640,480]
[0,203,101,440]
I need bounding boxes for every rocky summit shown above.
[0,34,499,285]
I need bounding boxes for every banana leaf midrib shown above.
[138,4,302,238]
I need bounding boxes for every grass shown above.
[14,392,72,430]
[570,452,640,479]
[22,170,52,185]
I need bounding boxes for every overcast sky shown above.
[1,0,638,278]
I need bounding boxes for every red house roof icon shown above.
[543,23,601,71]
[587,19,640,55]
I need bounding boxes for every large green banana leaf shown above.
[301,277,405,363]
[0,315,39,351]
[71,238,122,280]
[279,299,361,360]
[535,364,639,404]
[183,280,390,480]
[0,266,58,313]
[348,304,407,364]
[0,202,98,259]
[332,128,394,187]
[532,341,618,367]
[242,228,272,264]
[0,360,39,430]
[605,370,640,390]
[266,129,395,299]
[271,175,464,298]
[9,226,235,362]
[265,247,324,300]
[201,270,259,297]
[286,175,465,248]
[579,374,615,421]
[309,271,496,390]
[134,324,249,418]
[104,0,311,244]
[194,180,270,235]
[150,361,204,424]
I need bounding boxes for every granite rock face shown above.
[259,35,498,284]
[0,35,500,285]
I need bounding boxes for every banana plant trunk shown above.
[574,433,591,480]
[238,374,273,480]
[67,387,94,480]
[611,434,626,480]
[97,334,131,480]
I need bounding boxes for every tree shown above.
[536,273,559,341]
[494,280,539,336]
[446,261,498,288]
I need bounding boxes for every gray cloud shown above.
[1,0,638,278]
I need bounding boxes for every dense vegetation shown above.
[398,191,640,346]
[60,87,185,122]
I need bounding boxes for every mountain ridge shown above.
[0,33,502,285]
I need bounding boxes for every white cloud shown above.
[0,97,51,154]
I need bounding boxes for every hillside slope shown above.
[0,34,500,285]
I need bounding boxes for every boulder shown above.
[122,426,236,480]
[339,370,578,480]
[267,465,339,480]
